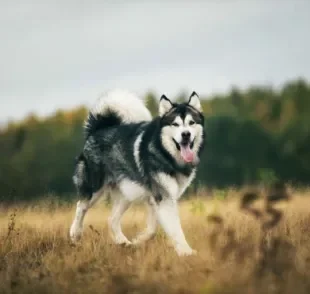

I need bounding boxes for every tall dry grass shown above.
[1,187,310,293]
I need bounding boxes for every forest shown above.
[1,78,310,202]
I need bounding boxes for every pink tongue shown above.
[180,145,194,163]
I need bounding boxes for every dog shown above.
[70,89,205,256]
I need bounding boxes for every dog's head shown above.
[159,92,205,166]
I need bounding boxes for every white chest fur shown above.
[175,169,196,199]
[155,169,196,200]
[118,169,196,203]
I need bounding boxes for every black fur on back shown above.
[84,109,121,139]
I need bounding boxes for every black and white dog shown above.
[70,90,205,256]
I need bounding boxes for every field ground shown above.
[1,189,310,293]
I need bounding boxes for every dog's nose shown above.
[181,131,191,140]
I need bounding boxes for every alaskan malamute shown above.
[70,90,205,256]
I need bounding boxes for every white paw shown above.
[114,235,132,246]
[132,232,155,245]
[131,238,142,245]
[70,223,83,242]
[176,245,197,256]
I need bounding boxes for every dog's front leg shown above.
[153,197,196,256]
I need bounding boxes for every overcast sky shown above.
[1,0,310,122]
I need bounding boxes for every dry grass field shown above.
[1,188,310,294]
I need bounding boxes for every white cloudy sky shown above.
[1,0,310,122]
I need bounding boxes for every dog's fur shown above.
[70,89,205,256]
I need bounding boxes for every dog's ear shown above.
[159,95,173,116]
[188,91,202,112]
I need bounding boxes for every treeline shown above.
[1,79,310,201]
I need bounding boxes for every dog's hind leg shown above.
[70,188,103,242]
[108,191,132,245]
[132,203,157,245]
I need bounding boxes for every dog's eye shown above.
[189,120,195,126]
[172,123,179,127]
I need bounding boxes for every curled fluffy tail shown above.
[84,89,152,138]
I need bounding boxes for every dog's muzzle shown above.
[173,133,195,163]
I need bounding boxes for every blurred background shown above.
[1,1,310,202]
